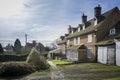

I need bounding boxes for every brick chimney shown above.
[94,4,102,19]
[82,13,87,24]
[60,36,65,40]
[68,25,72,34]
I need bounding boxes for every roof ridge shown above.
[102,6,119,16]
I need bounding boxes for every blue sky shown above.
[0,0,120,45]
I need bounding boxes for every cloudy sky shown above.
[0,0,120,45]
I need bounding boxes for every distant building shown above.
[26,40,45,53]
[4,44,13,54]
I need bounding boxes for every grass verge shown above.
[105,78,120,80]
[58,63,120,80]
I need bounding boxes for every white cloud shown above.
[0,0,120,46]
[0,0,25,18]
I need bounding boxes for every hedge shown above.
[0,62,35,76]
[0,54,28,62]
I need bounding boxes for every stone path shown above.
[47,61,65,80]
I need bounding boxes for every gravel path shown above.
[48,61,65,80]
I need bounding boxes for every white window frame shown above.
[87,48,92,58]
[77,37,80,45]
[109,28,115,35]
[71,30,74,34]
[67,40,70,45]
[83,25,85,30]
[74,38,77,45]
[78,27,80,32]
[94,18,97,26]
[88,34,92,42]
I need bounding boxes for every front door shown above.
[87,48,92,61]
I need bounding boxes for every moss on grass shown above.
[50,60,71,65]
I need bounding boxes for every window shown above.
[87,48,92,58]
[67,40,70,45]
[94,18,97,26]
[109,28,115,35]
[74,38,77,45]
[77,37,80,44]
[78,27,80,32]
[88,34,92,42]
[71,30,74,34]
[83,25,85,30]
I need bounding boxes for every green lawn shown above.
[50,60,71,65]
[105,78,120,80]
[58,63,120,80]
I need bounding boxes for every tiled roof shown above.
[49,48,61,53]
[67,44,86,50]
[67,7,119,39]
[96,33,120,46]
[67,45,82,50]
[96,19,120,46]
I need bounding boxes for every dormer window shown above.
[71,30,74,34]
[83,25,85,30]
[78,27,80,32]
[110,28,115,35]
[94,18,97,26]
[67,40,70,45]
[74,38,77,45]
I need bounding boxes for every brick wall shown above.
[58,43,66,54]
[67,33,97,61]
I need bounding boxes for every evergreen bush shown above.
[0,43,4,54]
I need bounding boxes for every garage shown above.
[97,45,115,65]
[116,41,120,66]
[97,47,107,64]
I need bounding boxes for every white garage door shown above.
[98,47,103,63]
[98,47,107,64]
[116,42,120,66]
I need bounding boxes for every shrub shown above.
[21,46,31,54]
[0,43,4,54]
[26,48,49,70]
[0,54,28,62]
[0,62,35,76]
[13,39,22,54]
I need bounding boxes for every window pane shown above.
[87,48,92,58]
[88,34,92,42]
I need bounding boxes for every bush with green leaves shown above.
[26,48,49,70]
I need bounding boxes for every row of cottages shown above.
[57,5,120,65]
